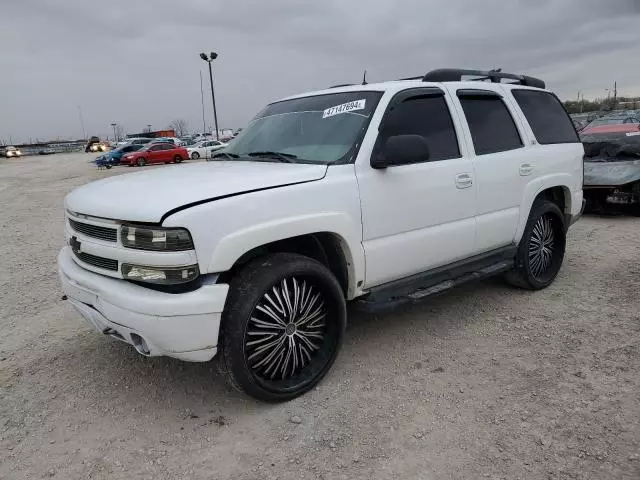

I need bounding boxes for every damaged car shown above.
[582,124,640,215]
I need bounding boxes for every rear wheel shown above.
[136,157,146,167]
[220,253,346,402]
[191,152,200,160]
[505,199,566,290]
[174,155,183,163]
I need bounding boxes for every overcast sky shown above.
[1,0,639,143]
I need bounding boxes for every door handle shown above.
[455,173,473,189]
[519,163,534,176]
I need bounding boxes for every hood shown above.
[66,161,327,223]
[582,124,640,135]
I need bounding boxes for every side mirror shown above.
[371,134,430,169]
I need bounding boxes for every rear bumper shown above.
[567,189,585,227]
[569,198,586,227]
[58,247,229,362]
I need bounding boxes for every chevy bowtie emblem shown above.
[70,236,82,254]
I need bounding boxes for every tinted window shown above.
[512,90,579,144]
[381,94,460,161]
[162,143,174,150]
[459,93,523,155]
[149,144,163,151]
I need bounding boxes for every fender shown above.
[207,212,365,298]
[514,173,575,243]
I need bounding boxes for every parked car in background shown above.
[94,144,144,168]
[126,138,154,146]
[187,139,228,159]
[581,115,640,136]
[85,136,109,153]
[1,146,23,158]
[149,137,183,146]
[120,142,188,166]
[580,117,640,214]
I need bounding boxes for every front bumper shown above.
[58,246,229,362]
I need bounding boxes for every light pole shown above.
[110,123,117,142]
[199,52,220,140]
[199,70,207,134]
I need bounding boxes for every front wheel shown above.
[136,157,146,167]
[505,199,566,290]
[191,152,200,160]
[220,253,346,402]
[174,155,183,163]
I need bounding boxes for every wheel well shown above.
[218,233,350,296]
[536,186,571,226]
[537,186,569,212]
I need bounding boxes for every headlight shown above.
[16,150,21,155]
[122,264,199,284]
[121,225,194,251]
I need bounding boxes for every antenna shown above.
[362,69,368,85]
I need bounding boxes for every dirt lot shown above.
[1,152,639,480]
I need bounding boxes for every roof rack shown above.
[328,69,545,90]
[421,68,545,89]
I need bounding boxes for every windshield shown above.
[223,91,383,164]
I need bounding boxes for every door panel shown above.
[355,89,477,288]
[358,158,477,286]
[446,85,529,253]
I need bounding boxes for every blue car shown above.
[94,144,143,168]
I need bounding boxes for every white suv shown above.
[58,69,584,401]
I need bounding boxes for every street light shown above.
[199,51,220,140]
[110,123,117,142]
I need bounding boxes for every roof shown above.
[277,79,549,104]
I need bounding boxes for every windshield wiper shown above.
[212,151,240,159]
[245,151,298,163]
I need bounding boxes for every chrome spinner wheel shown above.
[528,214,555,280]
[246,277,326,381]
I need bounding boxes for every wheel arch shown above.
[516,176,574,243]
[217,232,354,299]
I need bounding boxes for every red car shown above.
[121,142,189,167]
[580,116,640,136]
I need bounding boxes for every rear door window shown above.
[458,91,523,155]
[512,89,580,144]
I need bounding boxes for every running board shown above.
[355,247,515,313]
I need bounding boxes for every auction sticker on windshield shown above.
[322,99,366,119]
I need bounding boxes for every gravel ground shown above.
[1,152,639,480]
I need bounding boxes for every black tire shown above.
[220,253,346,402]
[505,199,566,290]
[136,157,146,167]
[105,164,112,169]
[191,152,200,160]
[174,155,183,163]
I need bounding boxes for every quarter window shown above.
[459,93,523,155]
[512,89,580,144]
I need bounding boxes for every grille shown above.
[73,251,118,271]
[69,219,117,242]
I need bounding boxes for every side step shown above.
[355,247,515,313]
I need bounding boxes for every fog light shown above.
[121,264,199,285]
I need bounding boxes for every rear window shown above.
[512,90,580,144]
